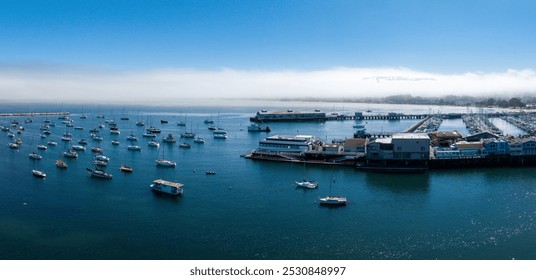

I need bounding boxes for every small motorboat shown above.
[32,169,46,178]
[120,164,133,173]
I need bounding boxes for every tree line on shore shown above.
[276,94,536,109]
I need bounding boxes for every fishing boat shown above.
[120,164,133,173]
[86,168,113,179]
[150,179,183,196]
[32,169,46,178]
[55,159,68,168]
[248,123,271,132]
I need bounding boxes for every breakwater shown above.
[0,112,70,117]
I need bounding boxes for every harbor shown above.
[1,102,536,260]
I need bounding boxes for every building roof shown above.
[431,131,462,139]
[392,133,430,140]
[344,138,367,147]
[455,141,484,150]
[465,132,499,141]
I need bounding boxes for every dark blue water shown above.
[1,103,535,259]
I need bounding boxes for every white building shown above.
[257,135,320,154]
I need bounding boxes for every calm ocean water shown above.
[0,101,535,260]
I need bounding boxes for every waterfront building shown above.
[521,137,536,155]
[366,133,430,161]
[430,131,463,147]
[256,135,321,155]
[433,146,461,159]
[322,143,343,155]
[343,138,367,155]
[455,141,484,158]
[483,139,510,156]
[509,139,523,156]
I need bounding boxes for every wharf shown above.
[0,112,70,117]
[241,151,356,166]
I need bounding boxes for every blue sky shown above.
[1,0,536,102]
[1,0,535,71]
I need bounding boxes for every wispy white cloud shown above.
[1,65,535,104]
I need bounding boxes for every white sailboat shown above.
[295,160,318,189]
[318,172,347,206]
[155,143,176,167]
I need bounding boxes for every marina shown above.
[1,102,536,260]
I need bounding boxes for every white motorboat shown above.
[86,168,112,179]
[127,145,142,151]
[32,169,46,178]
[318,196,348,206]
[148,141,160,148]
[295,180,318,189]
